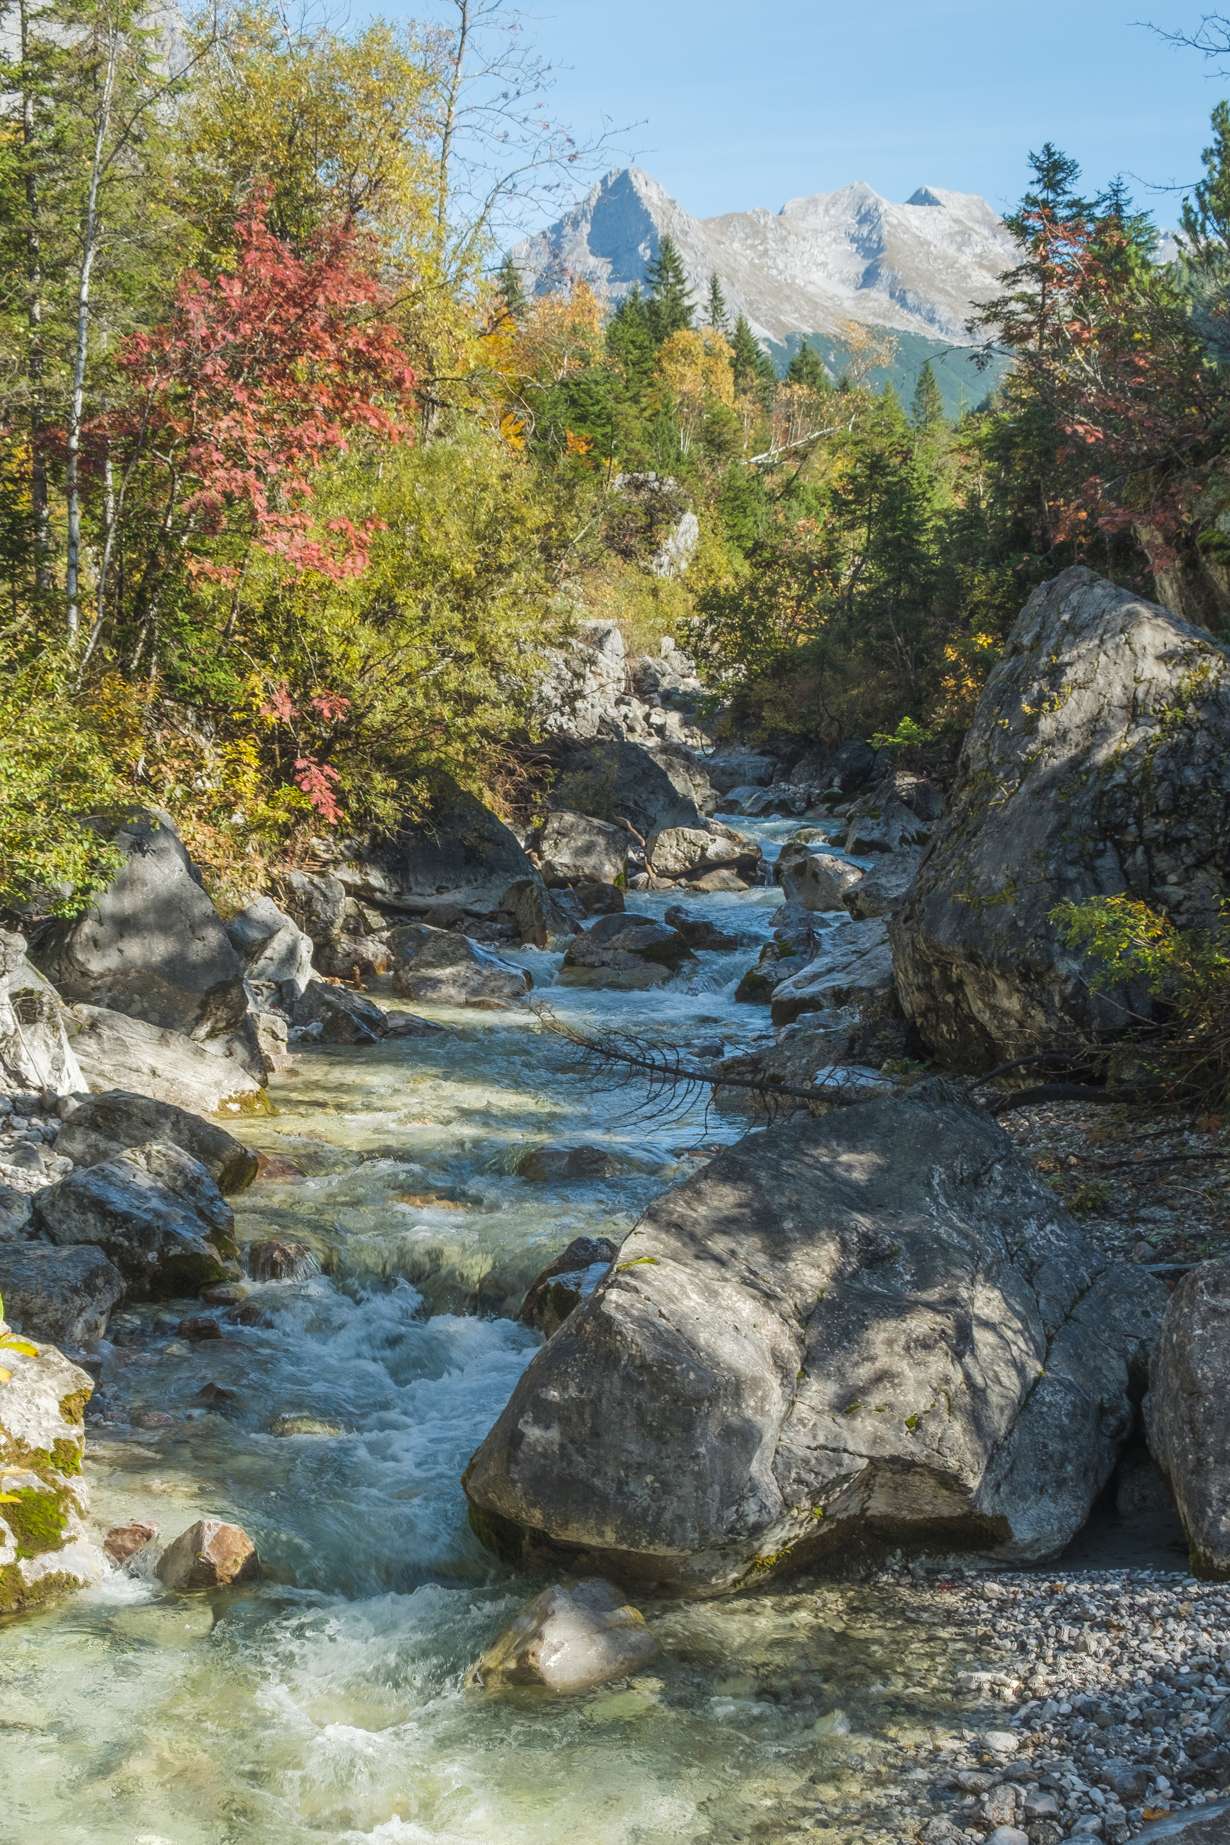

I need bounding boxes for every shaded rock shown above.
[770,918,894,1025]
[54,1091,258,1195]
[66,1005,264,1113]
[663,907,744,952]
[842,850,922,920]
[464,1093,1163,1594]
[31,811,248,1039]
[515,1145,626,1183]
[893,568,1230,1068]
[712,1011,869,1116]
[843,794,933,855]
[275,870,348,949]
[706,749,780,794]
[776,844,863,913]
[32,1141,238,1298]
[290,980,389,1045]
[0,1242,124,1347]
[0,932,85,1098]
[248,1008,291,1076]
[689,867,749,893]
[155,1517,258,1591]
[103,1520,158,1567]
[468,1579,657,1693]
[501,876,574,949]
[314,930,393,981]
[559,913,695,991]
[1146,1256,1230,1578]
[247,1239,321,1283]
[734,903,829,1004]
[388,924,531,1007]
[0,1337,97,1614]
[548,737,713,836]
[521,1235,619,1337]
[177,1314,222,1340]
[225,895,315,1001]
[572,880,625,917]
[648,824,760,882]
[536,810,628,887]
[333,779,535,921]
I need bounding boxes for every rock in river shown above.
[389,923,531,1007]
[32,1141,238,1298]
[155,1517,259,1591]
[55,1090,258,1195]
[464,1091,1163,1594]
[559,913,695,991]
[0,1242,124,1347]
[468,1579,657,1693]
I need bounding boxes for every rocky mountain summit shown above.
[513,165,1017,349]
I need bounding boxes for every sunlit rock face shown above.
[465,1092,1163,1594]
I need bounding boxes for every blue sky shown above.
[394,0,1229,228]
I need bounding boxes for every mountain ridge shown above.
[513,165,1018,354]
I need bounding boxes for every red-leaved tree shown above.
[108,193,415,643]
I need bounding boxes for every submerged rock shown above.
[32,1141,238,1298]
[1146,1257,1230,1578]
[514,1144,627,1183]
[54,1091,258,1195]
[0,1336,98,1615]
[104,1519,159,1567]
[388,924,531,1007]
[155,1517,259,1592]
[468,1579,657,1693]
[246,1239,320,1283]
[893,567,1230,1068]
[464,1092,1163,1594]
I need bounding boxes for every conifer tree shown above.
[730,313,768,392]
[606,284,656,399]
[786,341,830,393]
[705,271,728,333]
[494,252,527,323]
[911,359,944,430]
[645,234,694,343]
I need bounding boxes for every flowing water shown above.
[0,818,975,1844]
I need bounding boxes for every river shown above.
[0,817,972,1844]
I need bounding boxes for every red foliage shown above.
[293,758,343,824]
[119,194,415,581]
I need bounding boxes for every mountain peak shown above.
[513,167,1017,348]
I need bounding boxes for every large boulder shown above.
[648,824,760,883]
[1146,1257,1230,1578]
[31,811,248,1040]
[464,1093,1163,1594]
[0,1243,124,1347]
[388,924,531,1007]
[275,870,349,949]
[290,979,390,1045]
[776,844,863,913]
[333,780,535,921]
[65,1005,263,1113]
[520,1235,618,1338]
[769,917,894,1025]
[31,1141,238,1297]
[547,738,714,837]
[500,876,573,949]
[468,1579,657,1693]
[843,851,922,920]
[155,1517,259,1591]
[735,903,830,1004]
[0,932,85,1098]
[536,811,629,887]
[55,1091,258,1195]
[559,913,695,991]
[893,568,1230,1068]
[0,1336,98,1614]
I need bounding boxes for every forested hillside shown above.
[1,0,1228,921]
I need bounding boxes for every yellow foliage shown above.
[657,327,736,409]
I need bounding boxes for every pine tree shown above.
[494,252,526,324]
[731,313,767,392]
[607,285,656,397]
[911,359,944,430]
[705,271,728,333]
[645,234,694,343]
[1180,103,1230,361]
[786,341,830,393]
